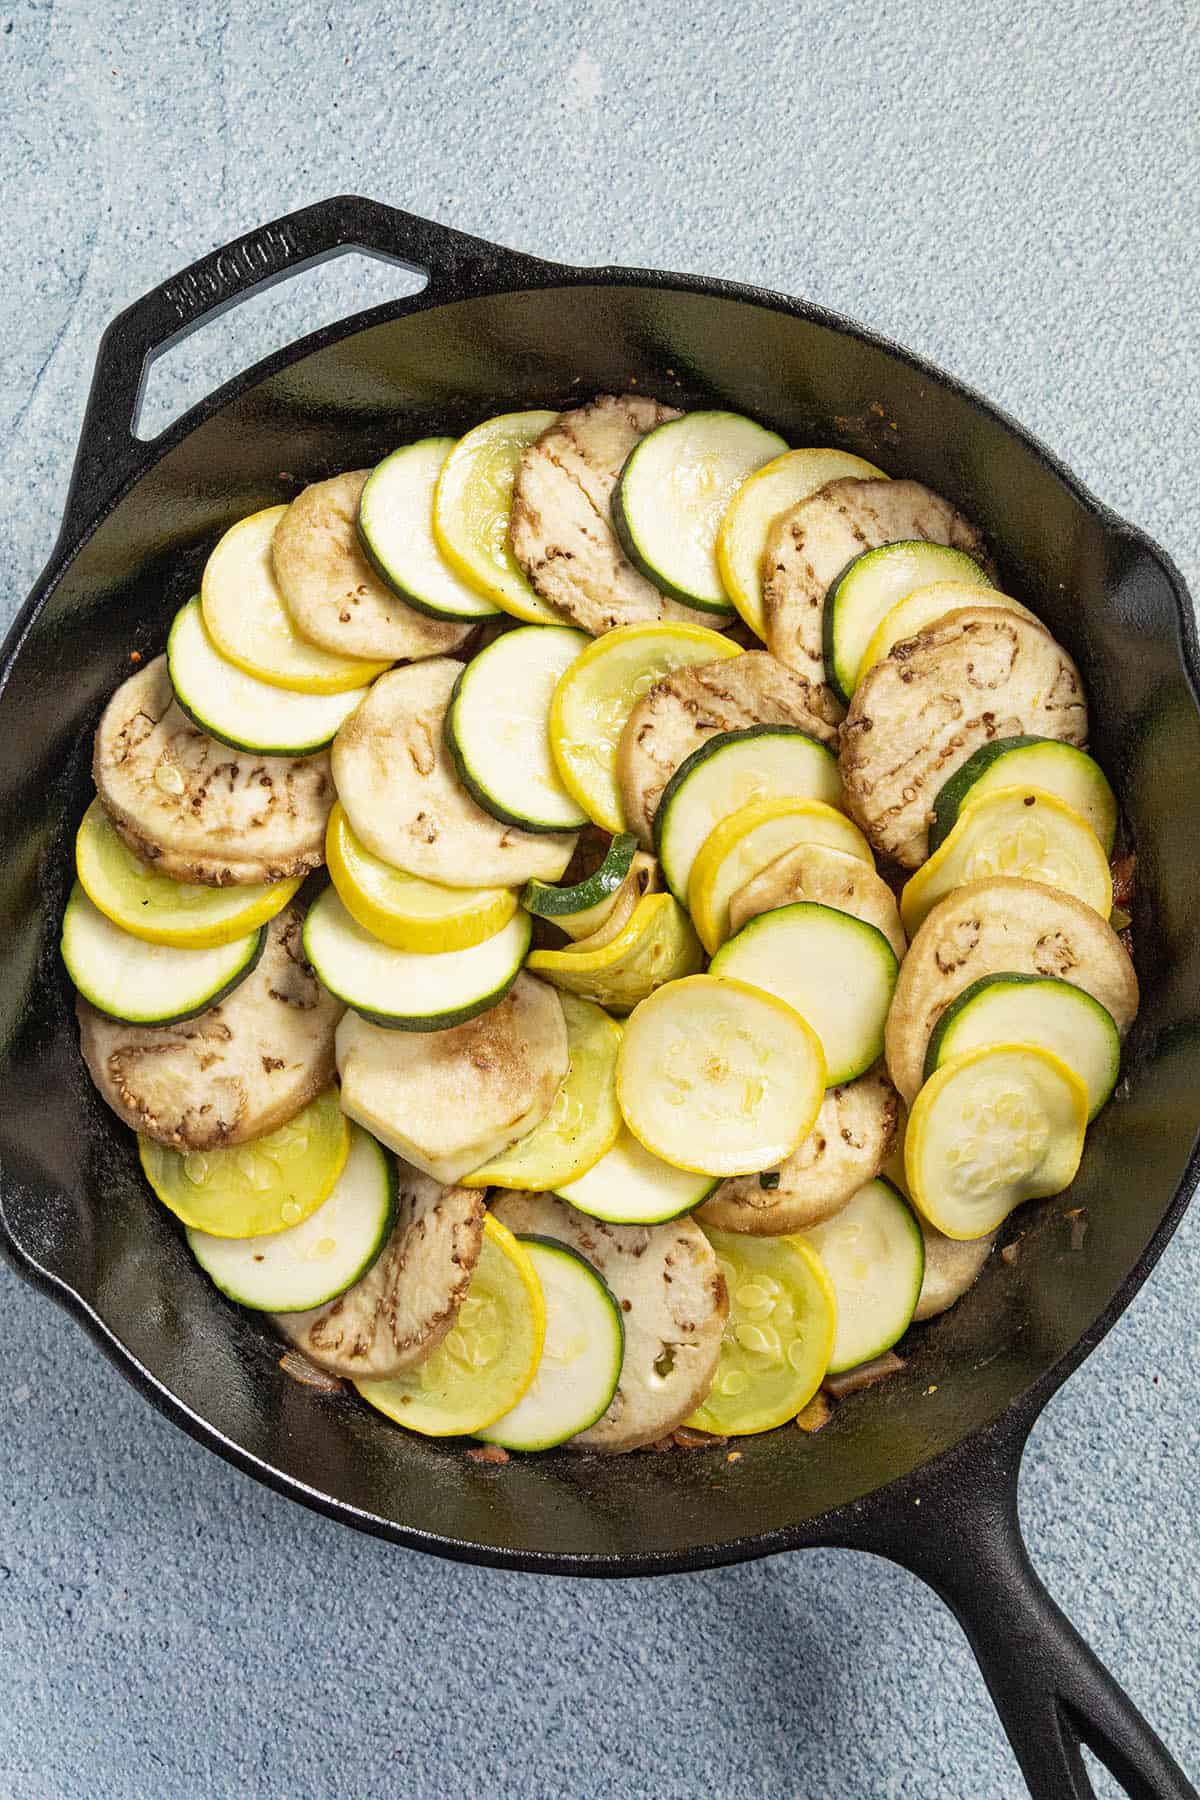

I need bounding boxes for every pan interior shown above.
[2,282,1197,1567]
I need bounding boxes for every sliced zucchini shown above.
[804,1177,924,1373]
[558,871,644,953]
[75,799,302,949]
[555,1125,718,1224]
[613,411,787,612]
[477,1237,624,1451]
[521,832,638,931]
[549,620,740,833]
[433,411,562,623]
[325,802,517,955]
[726,841,906,958]
[924,972,1120,1120]
[63,883,265,1026]
[616,974,826,1177]
[304,886,530,1030]
[687,797,872,954]
[527,891,702,1012]
[446,624,589,832]
[906,1043,1088,1240]
[358,439,500,620]
[139,1088,349,1238]
[929,737,1118,856]
[716,448,887,639]
[858,582,1037,682]
[823,540,993,703]
[900,787,1112,937]
[654,726,843,903]
[356,1213,545,1436]
[167,598,370,756]
[187,1124,396,1311]
[335,974,568,1184]
[462,994,622,1189]
[201,506,390,694]
[710,902,899,1086]
[687,1231,836,1436]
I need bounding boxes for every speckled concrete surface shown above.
[1,2,1197,1795]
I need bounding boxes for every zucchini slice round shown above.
[139,1087,350,1238]
[433,412,562,623]
[726,841,906,957]
[462,994,622,1190]
[476,1237,625,1452]
[62,883,266,1026]
[325,802,517,954]
[358,439,501,620]
[654,725,843,903]
[929,736,1118,855]
[613,411,787,612]
[900,787,1113,937]
[521,832,638,929]
[75,799,302,949]
[446,624,590,832]
[527,891,702,1012]
[555,1125,718,1225]
[187,1124,396,1311]
[924,972,1120,1121]
[356,1213,545,1437]
[804,1177,924,1373]
[905,1043,1088,1240]
[200,506,390,694]
[687,797,872,954]
[168,599,371,756]
[716,448,887,639]
[687,1230,836,1436]
[303,887,531,1031]
[616,974,826,1177]
[710,901,899,1086]
[823,540,992,703]
[858,582,1037,683]
[549,620,740,833]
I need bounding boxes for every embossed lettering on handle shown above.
[160,224,302,324]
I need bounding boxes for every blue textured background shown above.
[2,2,1197,1795]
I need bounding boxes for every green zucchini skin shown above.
[611,473,727,611]
[922,971,1121,1120]
[62,885,268,1027]
[804,1176,924,1373]
[444,631,588,835]
[928,736,1117,854]
[820,541,990,705]
[358,439,500,622]
[521,835,638,919]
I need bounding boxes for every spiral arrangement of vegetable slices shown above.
[62,390,1136,1457]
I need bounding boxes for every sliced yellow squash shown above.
[462,995,622,1189]
[716,448,887,638]
[200,507,391,693]
[325,802,516,954]
[858,582,1039,680]
[616,974,826,1176]
[688,797,873,954]
[687,1231,836,1434]
[138,1089,349,1238]
[905,1043,1088,1239]
[433,412,561,623]
[355,1213,545,1436]
[75,799,301,948]
[900,787,1113,937]
[528,891,702,1012]
[549,621,741,832]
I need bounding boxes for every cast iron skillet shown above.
[1,197,1196,1800]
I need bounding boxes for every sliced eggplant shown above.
[884,876,1139,1105]
[840,607,1088,868]
[335,973,569,1183]
[761,476,996,698]
[275,1163,486,1379]
[93,657,334,886]
[489,1189,728,1454]
[913,1220,997,1322]
[727,841,906,956]
[272,470,473,662]
[77,904,344,1150]
[617,650,840,849]
[330,658,576,888]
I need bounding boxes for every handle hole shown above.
[134,249,428,441]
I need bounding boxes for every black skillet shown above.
[1,196,1197,1800]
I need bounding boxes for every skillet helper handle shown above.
[871,1427,1197,1800]
[64,195,551,524]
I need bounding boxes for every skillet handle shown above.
[857,1422,1197,1799]
[64,195,553,524]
